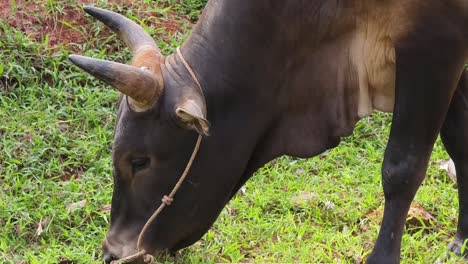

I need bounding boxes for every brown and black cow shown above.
[69,1,468,263]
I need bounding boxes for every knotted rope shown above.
[111,47,204,263]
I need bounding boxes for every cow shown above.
[69,1,468,263]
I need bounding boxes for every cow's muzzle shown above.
[102,236,136,263]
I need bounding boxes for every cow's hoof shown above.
[448,236,468,257]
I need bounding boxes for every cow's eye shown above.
[131,157,150,173]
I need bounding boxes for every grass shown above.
[0,0,462,263]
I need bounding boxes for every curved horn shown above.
[83,6,159,54]
[69,55,161,105]
[69,6,164,111]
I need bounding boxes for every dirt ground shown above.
[0,0,191,49]
[1,0,93,47]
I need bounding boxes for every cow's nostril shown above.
[102,252,118,264]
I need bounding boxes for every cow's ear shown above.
[176,99,210,136]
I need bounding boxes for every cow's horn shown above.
[69,6,164,110]
[83,6,159,55]
[69,55,159,105]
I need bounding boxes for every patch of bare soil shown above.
[1,0,94,47]
[0,0,193,50]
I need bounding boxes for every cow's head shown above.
[69,6,234,263]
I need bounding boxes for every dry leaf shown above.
[295,168,305,175]
[439,159,457,183]
[58,259,74,264]
[225,206,238,216]
[290,191,317,206]
[66,199,87,213]
[365,202,435,228]
[100,204,112,213]
[366,207,383,223]
[14,224,21,235]
[406,202,435,227]
[324,200,335,210]
[35,218,44,237]
[240,186,246,195]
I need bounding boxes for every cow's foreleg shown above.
[441,69,468,257]
[366,39,466,264]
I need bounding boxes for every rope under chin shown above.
[111,47,204,264]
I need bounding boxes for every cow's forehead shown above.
[113,97,192,156]
[114,98,156,149]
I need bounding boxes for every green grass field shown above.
[0,1,463,263]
